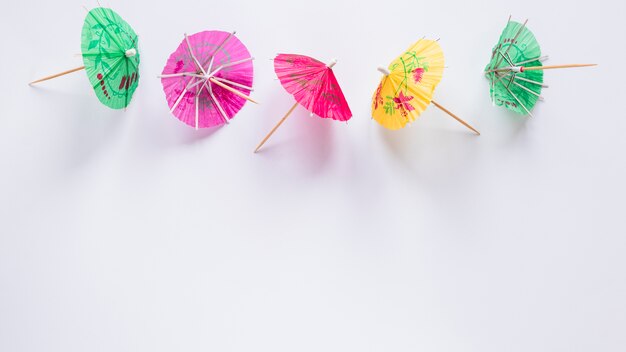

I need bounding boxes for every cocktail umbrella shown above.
[254,54,352,153]
[484,16,596,116]
[29,7,140,110]
[372,39,479,134]
[159,31,256,129]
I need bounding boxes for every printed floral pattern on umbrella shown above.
[160,31,255,129]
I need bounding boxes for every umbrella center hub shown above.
[199,69,218,81]
[125,48,137,58]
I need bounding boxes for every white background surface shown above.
[1,1,625,351]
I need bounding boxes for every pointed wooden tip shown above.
[28,66,85,85]
[466,125,481,136]
[253,142,265,153]
[430,99,481,135]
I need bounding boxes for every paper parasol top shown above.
[161,31,254,129]
[274,54,351,121]
[372,39,444,130]
[484,20,543,115]
[81,7,140,109]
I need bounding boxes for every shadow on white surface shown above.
[252,94,334,176]
[126,95,227,157]
[173,124,224,145]
[28,85,125,170]
[3,2,626,352]
[493,107,531,142]
[377,116,480,177]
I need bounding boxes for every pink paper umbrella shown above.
[160,31,257,129]
[254,54,352,152]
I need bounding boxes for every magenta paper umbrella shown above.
[159,31,257,129]
[254,53,352,153]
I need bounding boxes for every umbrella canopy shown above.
[484,19,544,115]
[274,54,352,121]
[372,39,479,134]
[484,17,596,116]
[81,7,140,109]
[254,54,351,152]
[372,39,444,130]
[160,31,256,129]
[29,7,140,110]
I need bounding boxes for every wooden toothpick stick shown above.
[29,66,85,85]
[430,100,480,135]
[521,63,597,71]
[254,102,299,153]
[209,78,258,104]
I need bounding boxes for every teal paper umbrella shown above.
[29,7,140,109]
[484,16,596,116]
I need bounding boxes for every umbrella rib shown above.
[506,74,515,89]
[485,67,510,73]
[496,76,533,116]
[170,87,188,113]
[195,89,200,129]
[208,57,254,78]
[503,72,548,88]
[506,87,533,116]
[184,33,206,75]
[203,82,230,124]
[488,15,511,67]
[212,77,253,91]
[158,72,203,79]
[511,80,543,100]
[187,78,206,90]
[500,51,515,67]
[169,77,201,113]
[492,19,528,70]
[514,56,548,66]
[204,31,236,72]
[485,51,516,74]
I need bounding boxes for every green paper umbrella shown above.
[484,17,596,116]
[30,7,140,110]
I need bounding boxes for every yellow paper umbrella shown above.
[372,39,480,134]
